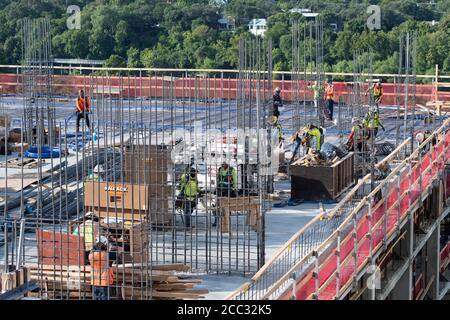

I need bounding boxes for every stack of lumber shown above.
[115,263,208,300]
[294,153,329,167]
[0,266,31,294]
[25,263,207,300]
[27,264,92,299]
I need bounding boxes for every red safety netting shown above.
[279,132,449,300]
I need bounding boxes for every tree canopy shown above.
[0,0,448,75]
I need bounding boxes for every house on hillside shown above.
[218,16,236,30]
[248,19,267,37]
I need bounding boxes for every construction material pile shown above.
[294,142,347,167]
[0,149,121,222]
[26,263,207,300]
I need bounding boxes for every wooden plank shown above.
[1,272,17,293]
[154,283,195,291]
[0,172,51,192]
[151,264,191,272]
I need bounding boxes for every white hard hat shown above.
[352,117,359,124]
[274,87,281,92]
[416,132,425,144]
[95,236,108,246]
[93,165,104,174]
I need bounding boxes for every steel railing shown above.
[266,118,450,300]
[226,138,413,300]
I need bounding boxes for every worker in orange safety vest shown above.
[325,79,334,121]
[89,240,114,300]
[76,89,91,132]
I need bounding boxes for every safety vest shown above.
[373,85,382,97]
[85,173,103,182]
[180,174,200,201]
[73,222,98,249]
[307,128,322,150]
[325,85,334,100]
[90,251,114,286]
[218,167,237,190]
[364,112,382,129]
[76,96,90,113]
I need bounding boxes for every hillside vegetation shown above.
[0,0,448,75]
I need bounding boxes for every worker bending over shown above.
[273,87,282,119]
[179,167,201,229]
[76,89,91,133]
[346,118,365,152]
[303,124,323,152]
[89,240,114,300]
[364,108,385,139]
[290,124,323,164]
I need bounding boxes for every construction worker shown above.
[85,165,104,182]
[325,79,334,121]
[302,124,323,152]
[270,115,283,144]
[289,129,303,164]
[179,167,201,228]
[363,108,385,139]
[415,130,434,153]
[73,212,99,254]
[89,240,114,300]
[366,80,383,111]
[76,89,91,133]
[273,87,282,118]
[308,80,323,110]
[217,162,237,197]
[290,124,323,164]
[346,117,365,152]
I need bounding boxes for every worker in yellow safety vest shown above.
[76,89,91,132]
[325,80,334,121]
[366,80,383,110]
[85,165,105,182]
[270,115,283,144]
[363,108,385,139]
[73,212,99,252]
[179,167,201,228]
[89,240,114,300]
[301,124,323,151]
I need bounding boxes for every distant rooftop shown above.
[53,58,105,66]
[289,8,311,13]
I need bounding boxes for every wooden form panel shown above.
[37,229,86,266]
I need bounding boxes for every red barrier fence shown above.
[1,73,449,106]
